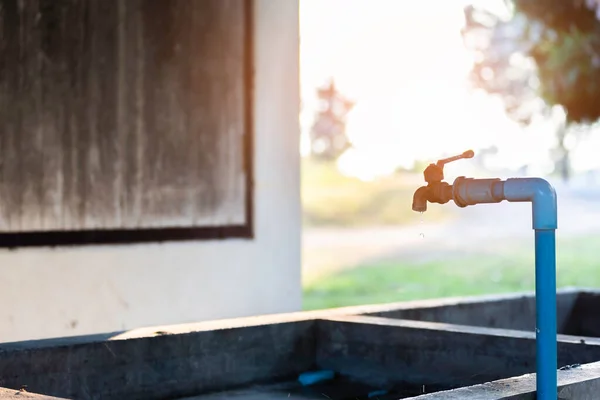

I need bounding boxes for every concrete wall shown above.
[0,0,301,343]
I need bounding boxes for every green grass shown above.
[302,159,451,227]
[303,235,600,310]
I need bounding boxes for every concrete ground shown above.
[303,179,600,282]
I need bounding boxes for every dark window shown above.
[0,0,253,247]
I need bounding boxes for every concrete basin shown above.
[2,289,600,399]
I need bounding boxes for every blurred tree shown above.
[309,79,355,161]
[462,0,600,181]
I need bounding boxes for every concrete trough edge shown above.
[3,288,590,351]
[323,314,600,346]
[0,387,64,399]
[410,360,600,399]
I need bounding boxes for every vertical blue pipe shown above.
[535,229,557,400]
[501,178,558,399]
[448,177,558,397]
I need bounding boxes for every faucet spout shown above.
[412,183,453,212]
[412,186,430,212]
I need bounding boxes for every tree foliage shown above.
[463,6,544,125]
[463,0,600,180]
[463,0,600,124]
[308,79,355,161]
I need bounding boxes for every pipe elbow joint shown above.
[503,178,557,230]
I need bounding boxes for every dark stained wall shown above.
[0,0,251,238]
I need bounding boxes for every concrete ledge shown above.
[0,388,63,399]
[412,361,600,399]
[2,288,582,351]
[361,288,600,340]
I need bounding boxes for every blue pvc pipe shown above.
[453,177,558,398]
[535,229,557,400]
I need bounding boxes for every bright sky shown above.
[299,0,558,180]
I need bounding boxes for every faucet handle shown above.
[424,150,474,184]
[436,150,475,167]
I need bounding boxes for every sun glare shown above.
[300,0,535,180]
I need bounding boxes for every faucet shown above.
[412,150,474,212]
[413,150,558,400]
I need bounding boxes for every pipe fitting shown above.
[452,177,504,207]
[451,177,557,230]
[503,178,557,230]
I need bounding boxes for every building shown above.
[0,0,300,342]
